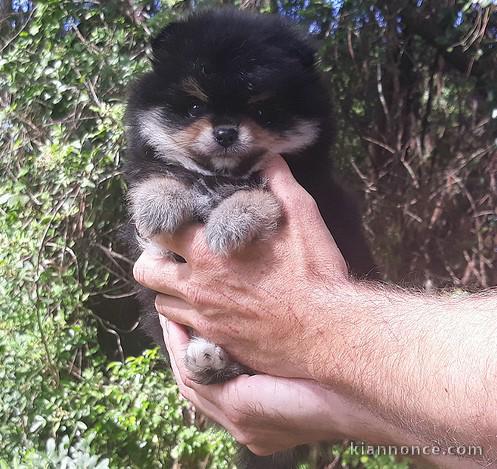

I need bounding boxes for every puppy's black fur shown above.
[124,9,377,468]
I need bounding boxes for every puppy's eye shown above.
[188,102,206,118]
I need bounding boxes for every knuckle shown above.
[185,282,203,306]
[299,190,319,213]
[286,186,318,216]
[190,236,210,262]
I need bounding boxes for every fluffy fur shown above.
[124,8,377,468]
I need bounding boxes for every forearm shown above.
[307,282,497,460]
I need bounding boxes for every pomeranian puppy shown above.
[124,8,377,468]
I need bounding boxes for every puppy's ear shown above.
[275,29,317,70]
[150,22,183,65]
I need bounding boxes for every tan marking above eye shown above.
[181,77,208,103]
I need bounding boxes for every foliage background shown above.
[0,0,495,467]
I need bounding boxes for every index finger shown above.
[153,223,211,265]
[133,249,189,298]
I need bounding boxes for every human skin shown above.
[133,156,497,466]
[160,318,480,468]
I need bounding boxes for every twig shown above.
[86,76,102,108]
[456,180,488,287]
[68,349,82,380]
[362,136,396,154]
[90,312,125,362]
[71,23,101,54]
[96,243,134,266]
[0,6,36,53]
[347,28,355,61]
[404,209,422,224]
[349,156,377,193]
[400,149,420,189]
[376,63,390,123]
[421,53,439,154]
[103,291,137,299]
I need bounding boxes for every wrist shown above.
[310,378,417,445]
[299,277,365,385]
[307,283,497,464]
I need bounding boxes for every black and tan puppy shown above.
[124,8,377,468]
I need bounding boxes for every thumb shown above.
[263,155,319,223]
[263,155,298,195]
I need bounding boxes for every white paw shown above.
[184,337,227,375]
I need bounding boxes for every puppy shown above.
[124,8,377,468]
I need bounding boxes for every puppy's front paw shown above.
[129,177,194,238]
[184,337,246,384]
[205,190,281,255]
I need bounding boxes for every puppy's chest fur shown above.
[127,153,281,254]
[171,165,265,219]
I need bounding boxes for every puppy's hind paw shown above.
[184,337,247,384]
[205,189,281,255]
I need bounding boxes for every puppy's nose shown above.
[213,126,238,148]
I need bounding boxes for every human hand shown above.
[133,155,350,380]
[159,316,366,456]
[162,318,485,469]
[133,155,497,467]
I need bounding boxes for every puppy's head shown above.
[127,9,331,176]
